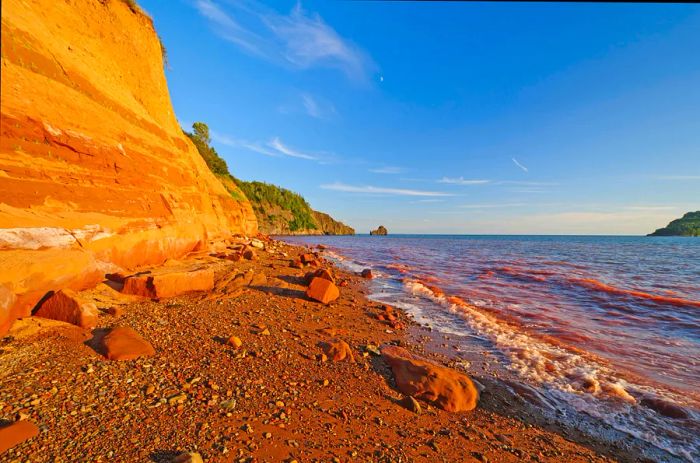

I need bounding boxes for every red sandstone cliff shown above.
[0,0,257,333]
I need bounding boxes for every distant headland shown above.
[648,211,700,236]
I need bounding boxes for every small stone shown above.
[226,336,242,348]
[264,432,272,439]
[167,392,187,405]
[398,396,422,414]
[220,399,237,410]
[172,452,203,463]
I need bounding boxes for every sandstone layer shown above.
[0,0,257,333]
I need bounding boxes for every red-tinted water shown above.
[283,235,700,461]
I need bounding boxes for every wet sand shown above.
[0,238,626,462]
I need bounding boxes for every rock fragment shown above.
[318,338,354,362]
[0,420,40,453]
[398,395,422,414]
[306,277,340,304]
[33,289,98,329]
[103,326,155,361]
[173,452,203,463]
[122,269,214,298]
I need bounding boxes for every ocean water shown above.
[281,235,700,462]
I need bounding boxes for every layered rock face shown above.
[0,0,257,333]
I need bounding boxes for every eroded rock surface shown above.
[382,345,479,412]
[0,0,257,334]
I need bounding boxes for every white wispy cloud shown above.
[498,181,558,186]
[624,205,680,211]
[268,137,317,160]
[211,130,324,161]
[656,175,700,180]
[194,0,266,55]
[211,131,280,157]
[369,166,404,174]
[512,157,529,172]
[321,182,452,197]
[301,93,321,118]
[458,203,525,209]
[193,0,375,80]
[300,93,336,119]
[438,176,490,185]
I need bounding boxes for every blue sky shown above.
[140,0,700,234]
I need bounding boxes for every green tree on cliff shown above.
[185,122,230,176]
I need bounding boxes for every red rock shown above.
[242,249,256,260]
[289,260,303,269]
[249,272,267,287]
[306,277,340,304]
[106,306,123,317]
[300,253,316,264]
[122,269,214,299]
[381,346,479,412]
[304,268,335,285]
[338,280,349,287]
[361,269,374,279]
[0,420,40,453]
[319,338,354,362]
[103,326,155,361]
[33,289,98,329]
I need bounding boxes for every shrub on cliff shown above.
[184,121,320,232]
[233,180,317,232]
[649,211,700,236]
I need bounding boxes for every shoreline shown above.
[1,236,626,462]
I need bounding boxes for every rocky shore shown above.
[0,236,625,462]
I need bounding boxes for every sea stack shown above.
[370,225,388,236]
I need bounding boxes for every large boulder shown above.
[122,269,214,299]
[381,346,479,412]
[304,268,335,285]
[103,326,155,361]
[306,277,340,304]
[0,420,40,452]
[33,289,98,329]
